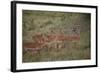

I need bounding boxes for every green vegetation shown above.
[22,10,91,63]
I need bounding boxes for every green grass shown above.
[23,40,90,62]
[22,10,91,63]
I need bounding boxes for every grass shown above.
[22,10,91,63]
[23,40,90,62]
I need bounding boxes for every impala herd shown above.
[23,34,80,54]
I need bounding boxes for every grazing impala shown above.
[23,34,80,54]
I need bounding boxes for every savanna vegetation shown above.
[22,10,91,63]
